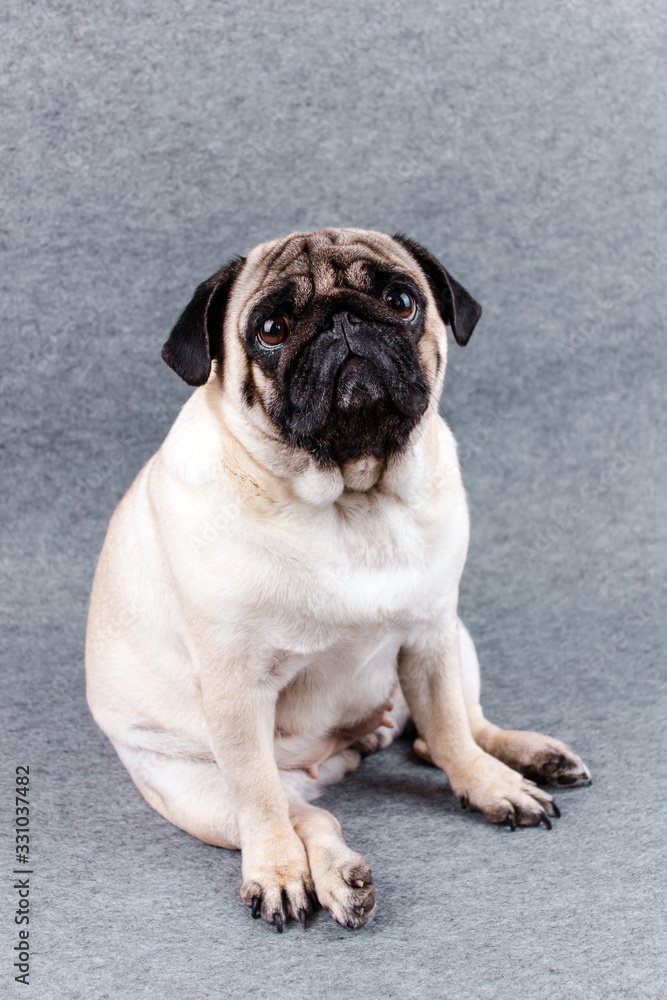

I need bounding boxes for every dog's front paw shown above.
[449,752,560,830]
[309,849,376,929]
[241,835,316,931]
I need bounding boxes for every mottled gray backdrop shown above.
[1,1,666,998]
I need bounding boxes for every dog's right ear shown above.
[161,256,245,386]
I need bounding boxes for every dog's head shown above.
[162,229,481,469]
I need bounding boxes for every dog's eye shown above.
[258,315,289,348]
[384,288,416,320]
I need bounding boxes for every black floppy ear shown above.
[161,256,245,386]
[392,234,482,346]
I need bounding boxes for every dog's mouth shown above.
[274,330,429,465]
[334,356,390,413]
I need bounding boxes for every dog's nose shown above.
[330,311,361,335]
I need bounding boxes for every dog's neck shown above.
[206,381,434,507]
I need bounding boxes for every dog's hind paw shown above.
[351,727,393,756]
[519,743,592,787]
[448,752,562,829]
[481,730,592,788]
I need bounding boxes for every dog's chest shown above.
[246,488,465,665]
[266,498,460,758]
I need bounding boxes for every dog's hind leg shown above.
[113,740,242,849]
[453,620,592,788]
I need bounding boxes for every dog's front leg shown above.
[399,615,558,828]
[199,659,315,930]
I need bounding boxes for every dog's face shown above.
[162,229,481,467]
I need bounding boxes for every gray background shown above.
[2,1,666,997]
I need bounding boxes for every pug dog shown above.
[85,228,591,933]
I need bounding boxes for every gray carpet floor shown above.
[2,1,666,997]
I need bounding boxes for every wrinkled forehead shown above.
[241,228,425,311]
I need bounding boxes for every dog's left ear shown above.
[392,234,482,346]
[161,256,245,386]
